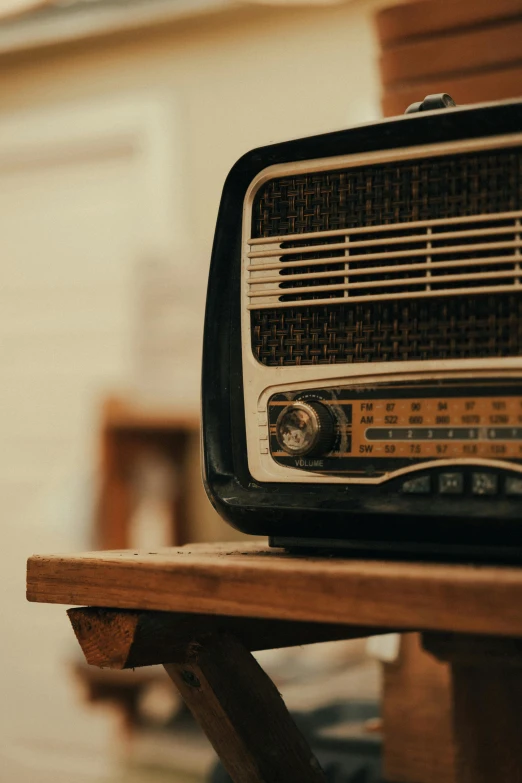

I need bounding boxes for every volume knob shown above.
[275,401,336,457]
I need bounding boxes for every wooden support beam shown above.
[383,633,456,783]
[164,632,328,783]
[68,608,332,782]
[67,607,386,669]
[424,632,522,783]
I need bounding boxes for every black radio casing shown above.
[202,99,522,559]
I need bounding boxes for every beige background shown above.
[0,2,389,780]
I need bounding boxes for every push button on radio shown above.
[438,473,464,494]
[472,473,498,496]
[402,476,431,494]
[275,401,336,457]
[505,477,522,496]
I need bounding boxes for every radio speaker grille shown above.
[249,146,522,365]
[251,295,522,365]
[252,148,522,237]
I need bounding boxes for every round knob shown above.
[275,401,336,457]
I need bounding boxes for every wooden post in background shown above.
[382,633,456,783]
[376,0,522,116]
[424,633,522,783]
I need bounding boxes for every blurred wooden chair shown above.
[96,396,199,551]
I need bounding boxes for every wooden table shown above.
[27,542,522,783]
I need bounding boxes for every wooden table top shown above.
[26,541,522,637]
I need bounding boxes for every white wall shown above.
[0,2,386,780]
[0,1,387,246]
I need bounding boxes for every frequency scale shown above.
[269,380,522,494]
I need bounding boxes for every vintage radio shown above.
[202,96,522,557]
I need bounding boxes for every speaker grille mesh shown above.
[252,148,522,238]
[250,146,522,365]
[251,295,522,365]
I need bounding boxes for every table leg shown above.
[383,633,456,783]
[68,608,382,782]
[423,632,522,783]
[165,631,327,783]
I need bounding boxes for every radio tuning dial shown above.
[275,401,336,457]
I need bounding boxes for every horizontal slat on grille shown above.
[247,211,522,309]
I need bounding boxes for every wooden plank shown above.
[377,0,522,47]
[381,63,522,116]
[26,542,522,636]
[164,632,327,783]
[383,633,456,783]
[67,607,385,669]
[424,632,522,783]
[380,20,522,88]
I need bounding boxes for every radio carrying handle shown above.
[405,93,457,114]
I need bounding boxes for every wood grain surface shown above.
[380,20,522,88]
[383,634,456,783]
[27,542,522,636]
[67,607,385,669]
[376,0,522,116]
[425,632,522,783]
[164,632,327,783]
[377,0,522,47]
